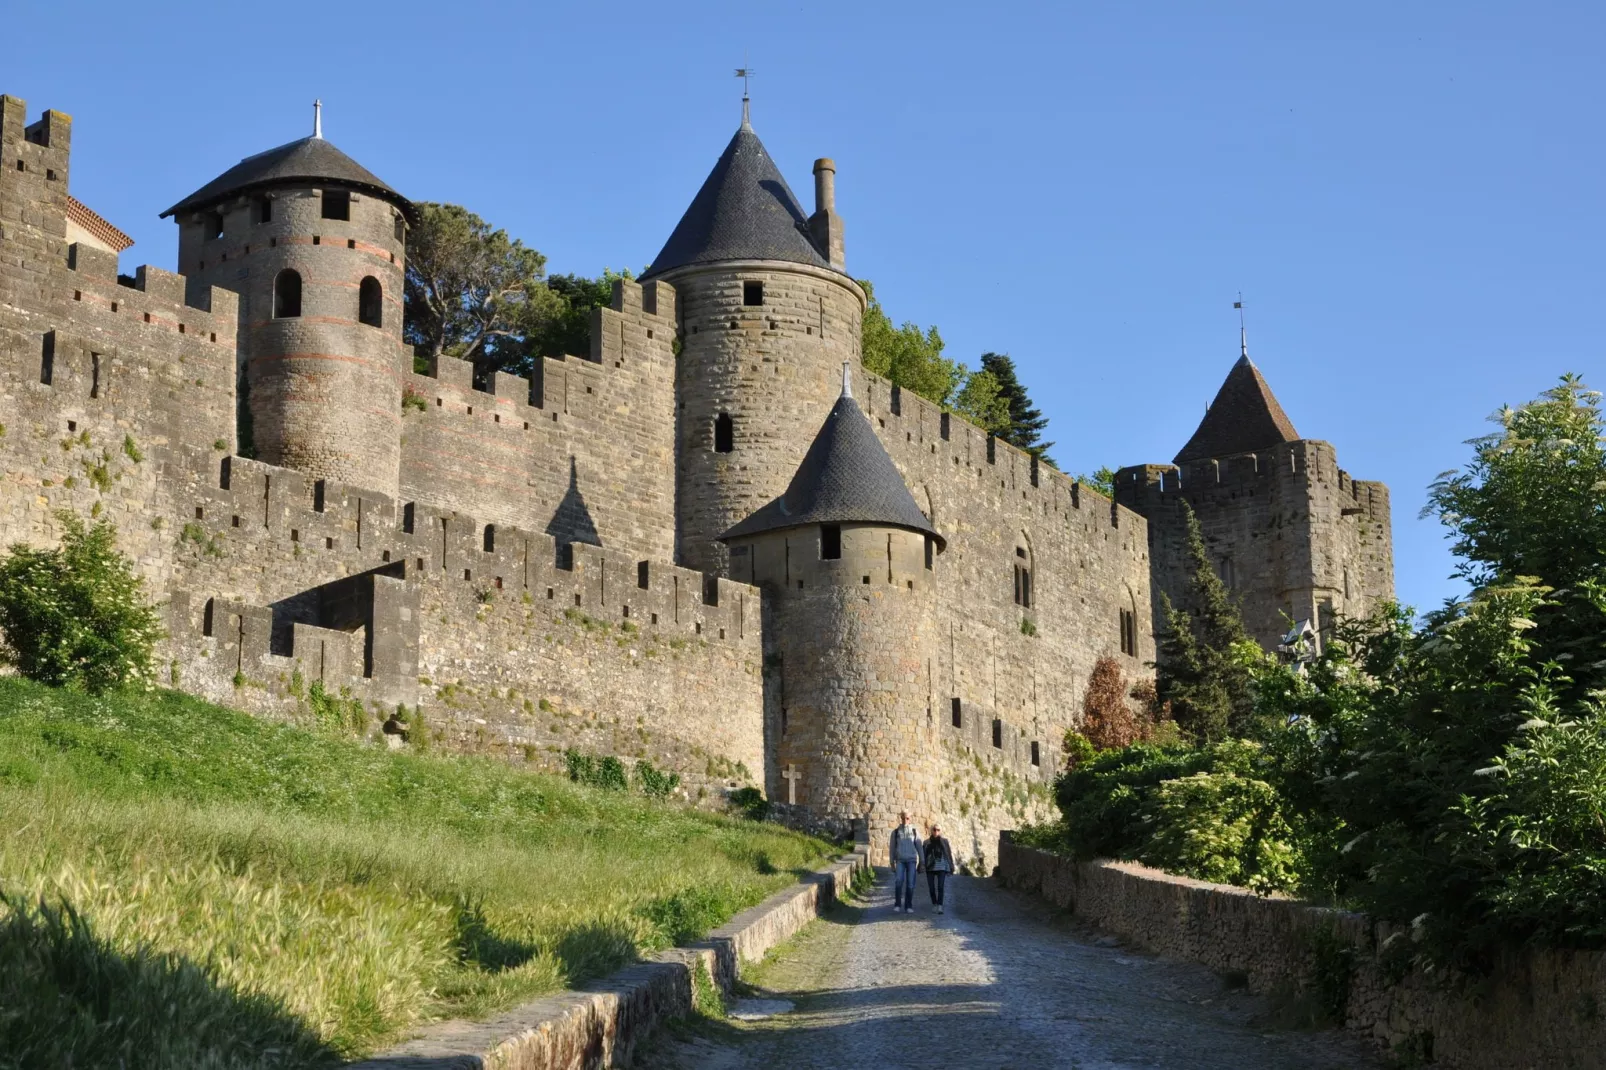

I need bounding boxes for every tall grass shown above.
[0,679,830,1064]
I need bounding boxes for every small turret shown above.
[164,105,416,497]
[723,365,943,859]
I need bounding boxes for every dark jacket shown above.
[923,835,955,873]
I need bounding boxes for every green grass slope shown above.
[0,679,830,1067]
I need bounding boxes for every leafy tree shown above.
[950,369,1010,434]
[403,202,561,380]
[525,272,616,363]
[859,280,964,406]
[1073,467,1116,498]
[980,352,1054,462]
[1154,503,1255,743]
[858,280,1013,434]
[1081,656,1140,751]
[1427,373,1606,700]
[0,513,163,693]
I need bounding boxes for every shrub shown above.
[0,513,163,693]
[728,786,770,822]
[562,749,628,792]
[635,759,681,799]
[1137,770,1302,893]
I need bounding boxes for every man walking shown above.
[889,810,922,913]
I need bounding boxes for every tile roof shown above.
[161,136,416,223]
[643,121,830,278]
[1173,356,1301,464]
[720,387,943,546]
[66,196,133,252]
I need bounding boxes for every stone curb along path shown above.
[347,847,870,1070]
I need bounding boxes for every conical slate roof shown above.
[162,136,416,223]
[720,382,943,547]
[1174,356,1300,464]
[643,121,829,278]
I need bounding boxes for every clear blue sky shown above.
[10,1,1602,613]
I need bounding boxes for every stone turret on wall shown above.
[645,108,866,575]
[164,105,417,499]
[724,367,944,860]
[1116,353,1394,650]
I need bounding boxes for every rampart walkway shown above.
[644,871,1380,1068]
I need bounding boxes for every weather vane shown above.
[1234,292,1248,358]
[735,57,754,124]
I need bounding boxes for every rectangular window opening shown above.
[951,698,962,728]
[39,331,55,385]
[820,523,841,560]
[742,280,764,306]
[992,719,1003,748]
[1031,741,1041,766]
[321,190,351,221]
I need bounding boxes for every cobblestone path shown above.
[642,872,1381,1069]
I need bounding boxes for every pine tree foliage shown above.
[1154,503,1254,742]
[980,352,1054,462]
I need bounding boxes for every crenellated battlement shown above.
[858,368,1146,542]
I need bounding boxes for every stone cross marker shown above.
[781,763,801,805]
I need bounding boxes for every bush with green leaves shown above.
[1045,376,1606,968]
[635,759,681,799]
[0,513,163,693]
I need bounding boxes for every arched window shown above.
[1013,539,1033,608]
[358,276,383,328]
[483,524,495,552]
[273,269,302,318]
[714,412,734,453]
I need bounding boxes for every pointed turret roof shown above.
[643,120,830,278]
[721,370,943,546]
[1173,356,1300,464]
[162,136,416,223]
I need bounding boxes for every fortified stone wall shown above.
[398,280,677,565]
[0,94,762,800]
[855,371,1154,862]
[999,839,1605,1070]
[164,455,763,792]
[1114,441,1393,649]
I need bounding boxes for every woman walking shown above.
[924,824,954,913]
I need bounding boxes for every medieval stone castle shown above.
[0,93,1392,862]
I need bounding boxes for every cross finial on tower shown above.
[312,99,323,139]
[1234,293,1248,359]
[841,361,853,399]
[735,61,754,127]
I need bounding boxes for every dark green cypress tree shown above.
[979,352,1054,461]
[1154,503,1255,742]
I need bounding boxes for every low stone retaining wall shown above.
[998,837,1606,1070]
[350,847,869,1070]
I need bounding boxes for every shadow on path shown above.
[643,870,1382,1069]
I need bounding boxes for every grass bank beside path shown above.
[0,678,832,1067]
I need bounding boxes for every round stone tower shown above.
[165,103,416,498]
[644,108,865,574]
[723,368,945,861]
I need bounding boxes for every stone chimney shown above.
[809,157,845,271]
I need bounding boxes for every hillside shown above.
[0,679,832,1067]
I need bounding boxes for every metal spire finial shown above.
[313,99,323,139]
[841,361,853,399]
[735,59,754,127]
[1234,293,1248,359]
